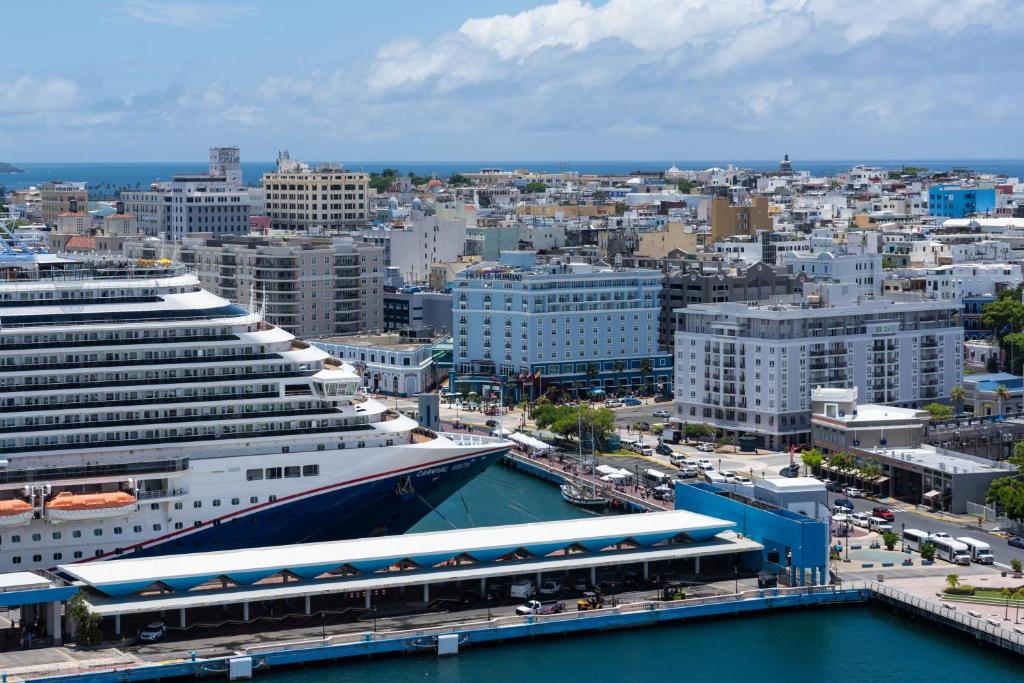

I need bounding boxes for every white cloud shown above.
[0,76,79,113]
[120,1,256,29]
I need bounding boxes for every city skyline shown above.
[3,0,1022,161]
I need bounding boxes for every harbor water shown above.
[249,609,1024,683]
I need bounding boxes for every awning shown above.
[923,490,942,499]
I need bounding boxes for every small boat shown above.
[560,484,607,508]
[0,499,33,527]
[46,491,137,522]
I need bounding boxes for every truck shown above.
[956,536,995,564]
[515,599,564,616]
[509,579,537,599]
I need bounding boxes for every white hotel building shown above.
[452,251,671,400]
[673,284,963,450]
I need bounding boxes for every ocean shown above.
[2,159,1023,195]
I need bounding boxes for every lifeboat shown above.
[46,491,137,523]
[0,499,33,527]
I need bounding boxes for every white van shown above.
[868,516,893,533]
[704,470,728,484]
[956,537,995,564]
[510,579,536,599]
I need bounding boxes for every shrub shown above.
[942,586,976,596]
[1012,558,1022,573]
[919,541,936,561]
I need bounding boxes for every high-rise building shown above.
[130,234,384,338]
[673,283,963,450]
[208,146,243,188]
[263,154,370,230]
[166,175,251,240]
[40,181,88,226]
[452,251,671,400]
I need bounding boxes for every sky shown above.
[2,0,1022,162]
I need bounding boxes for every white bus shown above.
[956,537,995,564]
[931,537,971,565]
[902,528,930,551]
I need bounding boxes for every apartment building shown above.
[262,161,370,230]
[778,250,883,296]
[40,182,88,226]
[673,283,963,450]
[451,251,671,401]
[659,262,810,351]
[128,234,383,338]
[710,196,771,241]
[389,210,468,282]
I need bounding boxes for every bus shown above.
[902,528,930,551]
[931,537,971,565]
[956,537,995,564]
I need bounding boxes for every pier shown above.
[501,450,675,512]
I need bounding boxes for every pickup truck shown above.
[515,599,565,616]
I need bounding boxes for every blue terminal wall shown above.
[674,482,829,585]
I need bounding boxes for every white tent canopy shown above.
[509,431,552,451]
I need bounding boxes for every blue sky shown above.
[2,0,1022,161]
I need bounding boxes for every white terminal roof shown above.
[868,444,1015,475]
[63,511,733,597]
[0,571,56,592]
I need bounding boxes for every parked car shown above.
[622,397,642,406]
[605,400,623,408]
[779,464,800,478]
[484,419,499,428]
[696,459,714,470]
[872,507,895,521]
[1008,537,1024,550]
[138,622,167,643]
[515,600,564,616]
[655,443,673,456]
[833,498,854,511]
[538,579,562,596]
[843,487,864,498]
[732,474,752,484]
[572,576,590,592]
[930,532,951,540]
[653,409,671,418]
[697,442,715,453]
[849,512,871,528]
[676,467,699,479]
[635,421,651,431]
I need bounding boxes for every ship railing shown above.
[135,487,187,501]
[0,457,189,486]
[0,310,261,330]
[440,432,510,447]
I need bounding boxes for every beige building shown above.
[635,222,698,257]
[263,162,370,230]
[102,202,139,236]
[516,204,614,218]
[55,210,89,234]
[710,196,771,241]
[126,234,384,338]
[428,255,480,291]
[40,182,88,226]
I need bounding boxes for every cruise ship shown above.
[0,225,512,572]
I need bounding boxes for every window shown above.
[250,496,258,504]
[246,468,263,481]
[11,557,19,565]
[93,529,103,537]
[153,524,162,531]
[53,553,62,561]
[284,466,301,478]
[231,497,240,505]
[31,533,41,542]
[174,502,183,510]
[72,530,82,538]
[52,532,62,540]
[303,464,319,476]
[269,495,278,502]
[193,500,202,508]
[73,551,82,559]
[10,535,19,543]
[174,522,184,530]
[266,467,282,479]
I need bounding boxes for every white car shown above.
[849,512,871,528]
[653,410,671,418]
[696,459,714,470]
[844,487,864,498]
[138,622,166,642]
[605,400,622,408]
[697,442,715,453]
[732,475,752,484]
[722,470,737,480]
[930,532,951,540]
[538,579,562,596]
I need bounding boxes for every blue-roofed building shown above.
[928,184,996,219]
[963,372,1024,416]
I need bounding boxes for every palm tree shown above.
[949,385,966,418]
[640,358,654,397]
[996,384,1011,416]
[586,363,600,402]
[945,574,960,590]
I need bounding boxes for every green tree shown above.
[859,460,883,487]
[924,403,953,421]
[448,173,472,186]
[986,476,1024,523]
[67,591,103,645]
[800,447,824,476]
[524,181,546,193]
[1009,441,1024,468]
[996,384,1011,415]
[1003,333,1024,375]
[1012,558,1022,573]
[675,179,697,193]
[950,385,966,417]
[981,296,1024,346]
[829,451,855,472]
[882,531,899,550]
[919,541,936,561]
[640,358,654,394]
[684,423,715,443]
[946,573,960,589]
[368,168,399,192]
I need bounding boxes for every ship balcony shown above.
[134,487,188,503]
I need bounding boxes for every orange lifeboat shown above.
[46,491,137,522]
[0,499,33,527]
